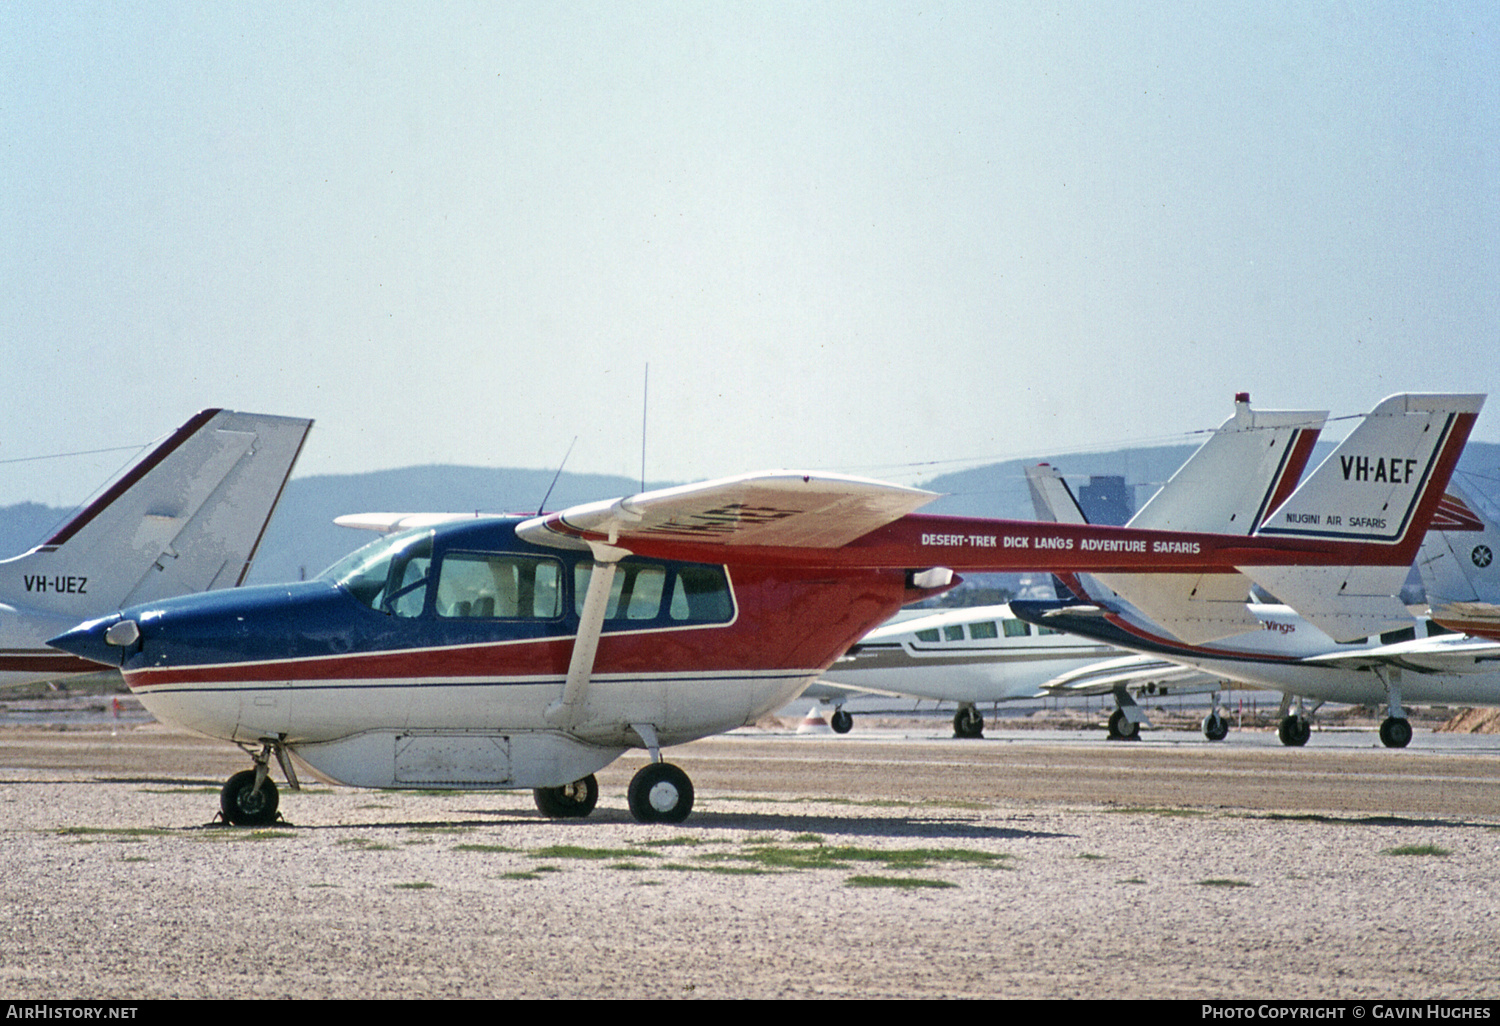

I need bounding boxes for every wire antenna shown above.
[536,436,578,516]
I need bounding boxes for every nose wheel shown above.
[220,738,296,826]
[952,705,984,739]
[220,769,280,826]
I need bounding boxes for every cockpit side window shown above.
[324,529,435,617]
[436,552,563,619]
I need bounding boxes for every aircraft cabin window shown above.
[1425,620,1454,637]
[1379,626,1416,645]
[943,625,965,642]
[574,560,733,626]
[436,553,563,619]
[914,628,940,643]
[1002,620,1030,638]
[968,621,999,640]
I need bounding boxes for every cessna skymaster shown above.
[817,393,1327,737]
[49,393,1481,825]
[0,409,311,688]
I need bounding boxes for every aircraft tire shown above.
[627,762,694,824]
[1379,717,1413,749]
[533,775,599,818]
[830,708,853,734]
[1107,709,1139,741]
[220,770,279,827]
[953,706,984,739]
[1202,713,1229,742]
[1278,715,1311,747]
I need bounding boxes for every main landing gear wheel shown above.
[1107,709,1140,741]
[953,706,984,739]
[627,762,694,824]
[1202,712,1230,742]
[1278,715,1311,747]
[533,774,599,818]
[830,708,854,734]
[1379,717,1413,749]
[220,769,280,826]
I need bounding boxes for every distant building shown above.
[1078,475,1133,526]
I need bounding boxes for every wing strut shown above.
[545,541,627,729]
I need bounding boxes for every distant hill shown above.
[3,441,1497,590]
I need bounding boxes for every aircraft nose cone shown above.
[48,613,132,668]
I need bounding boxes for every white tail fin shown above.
[1025,464,1088,525]
[0,409,312,615]
[1242,393,1484,642]
[1029,395,1327,644]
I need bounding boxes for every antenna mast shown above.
[640,363,649,493]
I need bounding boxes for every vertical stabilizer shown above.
[1242,393,1484,642]
[0,410,312,616]
[1038,395,1327,644]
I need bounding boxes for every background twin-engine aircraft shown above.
[0,410,311,688]
[48,392,1483,826]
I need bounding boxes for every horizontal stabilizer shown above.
[1087,571,1262,645]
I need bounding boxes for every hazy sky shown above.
[3,2,1496,508]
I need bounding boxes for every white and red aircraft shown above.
[0,409,311,688]
[48,393,1481,825]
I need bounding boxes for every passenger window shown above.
[968,621,999,639]
[1002,620,1030,638]
[669,566,734,622]
[574,560,732,625]
[914,628,940,642]
[943,625,965,642]
[436,553,562,619]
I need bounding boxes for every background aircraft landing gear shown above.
[1107,708,1140,741]
[952,705,984,739]
[1378,717,1413,749]
[830,707,853,734]
[220,769,279,826]
[1202,712,1230,742]
[1278,715,1311,747]
[534,774,599,818]
[627,762,694,823]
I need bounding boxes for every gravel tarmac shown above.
[2,722,1499,1000]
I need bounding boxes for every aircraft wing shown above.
[334,512,498,534]
[1300,634,1500,675]
[1040,654,1229,697]
[517,471,940,553]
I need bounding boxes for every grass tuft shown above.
[1381,844,1451,857]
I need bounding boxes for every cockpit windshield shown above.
[319,529,436,616]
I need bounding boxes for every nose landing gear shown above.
[220,738,298,826]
